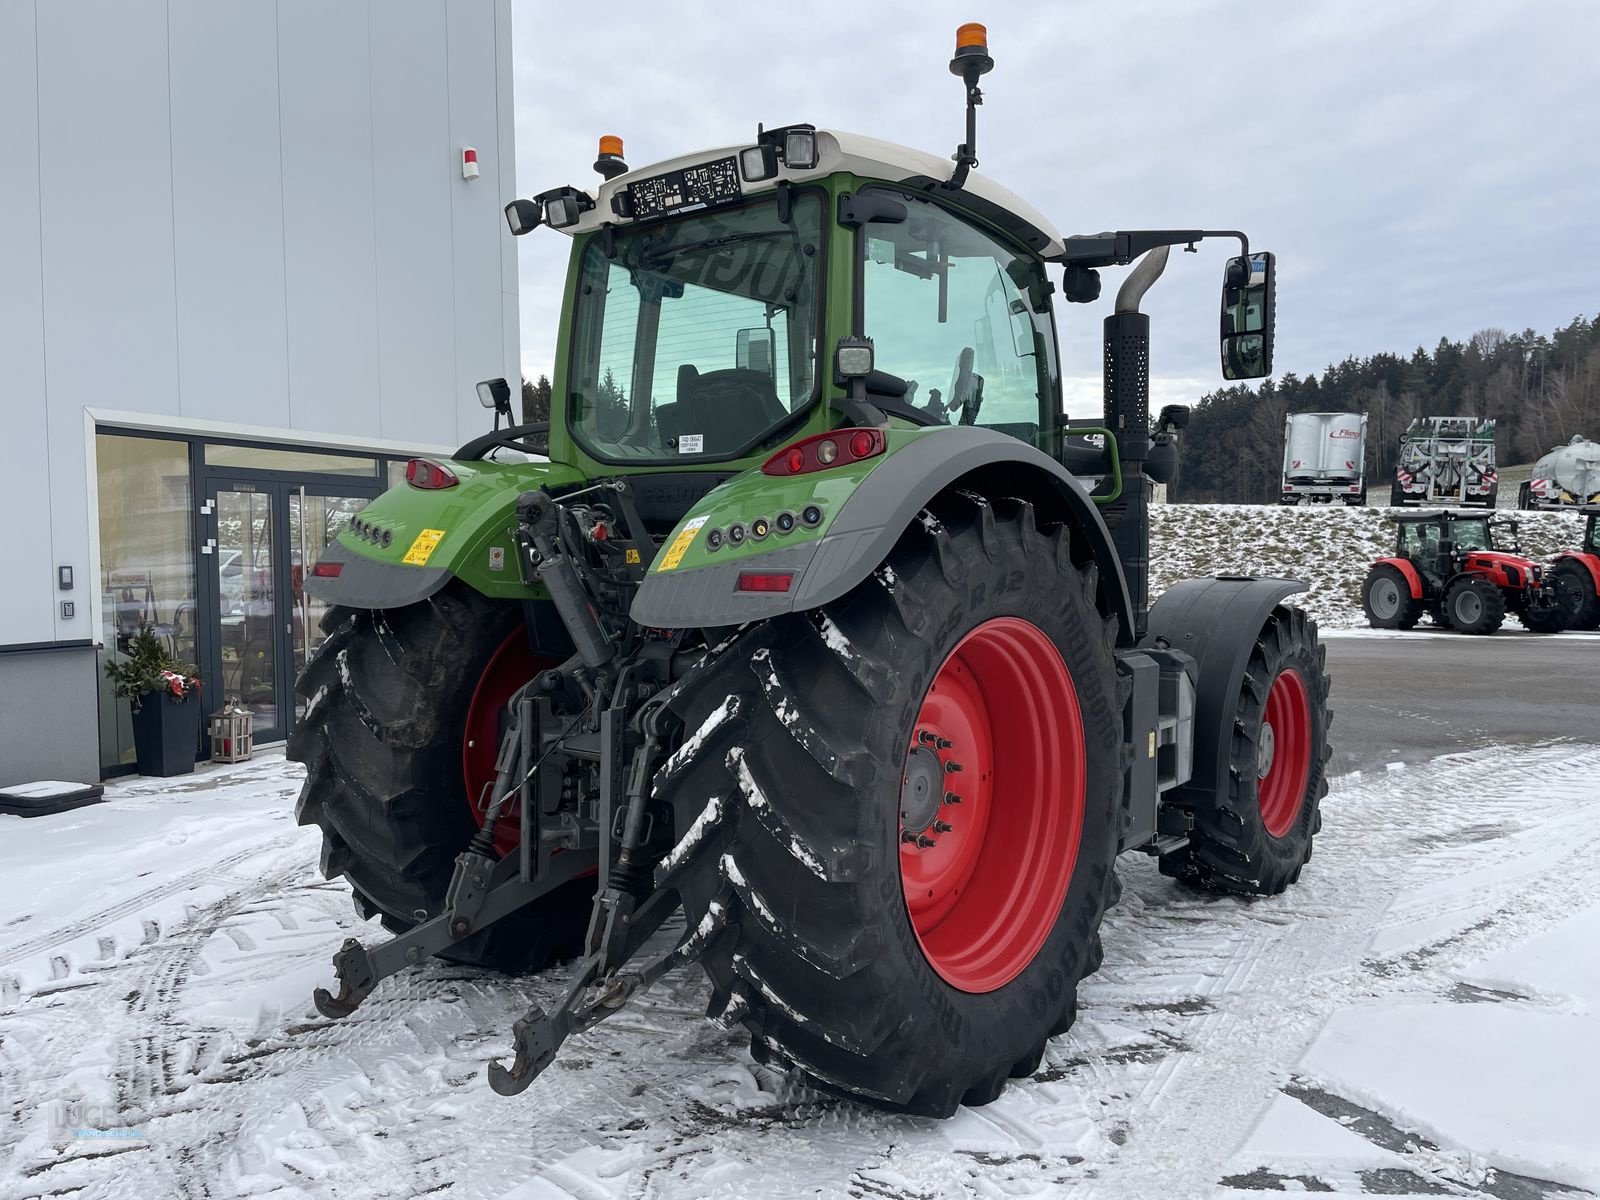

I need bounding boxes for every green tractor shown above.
[289,26,1331,1117]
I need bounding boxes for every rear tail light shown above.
[762,428,886,476]
[406,457,459,489]
[311,561,344,578]
[737,572,794,593]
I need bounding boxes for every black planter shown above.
[130,692,202,777]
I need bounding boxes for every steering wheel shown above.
[949,347,979,425]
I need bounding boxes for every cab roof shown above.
[1389,510,1501,523]
[562,128,1067,258]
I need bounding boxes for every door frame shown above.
[198,471,381,744]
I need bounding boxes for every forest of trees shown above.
[521,374,552,423]
[1176,313,1600,503]
[521,370,626,437]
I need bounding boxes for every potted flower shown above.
[105,623,204,777]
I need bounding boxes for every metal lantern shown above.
[210,697,254,763]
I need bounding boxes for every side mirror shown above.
[1219,251,1276,380]
[736,327,775,377]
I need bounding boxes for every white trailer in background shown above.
[1280,411,1368,505]
[1520,435,1600,509]
[1391,416,1498,508]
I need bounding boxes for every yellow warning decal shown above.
[402,528,446,566]
[1148,730,1157,758]
[657,516,708,572]
[625,548,641,564]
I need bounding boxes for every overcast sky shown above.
[510,1,1600,416]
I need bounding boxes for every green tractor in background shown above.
[289,25,1331,1117]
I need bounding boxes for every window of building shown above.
[205,444,378,477]
[96,433,197,769]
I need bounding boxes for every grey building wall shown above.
[0,649,101,787]
[0,0,519,784]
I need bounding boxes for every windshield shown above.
[567,193,823,461]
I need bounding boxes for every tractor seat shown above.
[663,365,787,455]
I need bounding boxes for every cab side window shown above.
[860,193,1056,445]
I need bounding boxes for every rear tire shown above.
[1444,576,1505,634]
[1361,564,1421,629]
[656,494,1123,1116]
[1158,607,1329,896]
[287,584,593,972]
[1549,562,1600,630]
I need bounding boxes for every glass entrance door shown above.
[209,485,282,738]
[203,479,376,745]
[289,490,372,722]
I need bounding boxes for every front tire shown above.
[1549,563,1600,630]
[1361,564,1421,629]
[1158,607,1330,895]
[287,584,594,972]
[1444,576,1506,634]
[657,494,1123,1116]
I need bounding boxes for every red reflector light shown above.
[736,572,794,593]
[311,561,344,578]
[406,457,459,489]
[762,428,887,476]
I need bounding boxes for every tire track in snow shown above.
[1077,744,1600,1198]
[0,831,305,970]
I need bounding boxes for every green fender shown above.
[304,457,587,609]
[630,425,1135,641]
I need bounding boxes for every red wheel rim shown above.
[1257,668,1312,839]
[463,629,543,858]
[899,617,1086,994]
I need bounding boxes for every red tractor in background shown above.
[1548,506,1600,630]
[1361,510,1569,634]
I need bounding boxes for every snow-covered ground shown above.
[4,743,1598,1199]
[1151,504,1587,629]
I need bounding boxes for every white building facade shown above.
[0,0,520,784]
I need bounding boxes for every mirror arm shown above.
[1054,229,1249,268]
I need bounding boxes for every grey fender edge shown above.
[1140,575,1308,807]
[631,427,1135,639]
[302,541,453,611]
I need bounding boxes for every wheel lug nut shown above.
[944,761,963,774]
[944,791,962,805]
[933,820,953,833]
[916,834,936,848]
[935,737,953,750]
[901,830,920,844]
[917,730,938,746]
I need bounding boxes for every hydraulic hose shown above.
[516,491,615,669]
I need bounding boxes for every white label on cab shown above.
[679,433,704,454]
